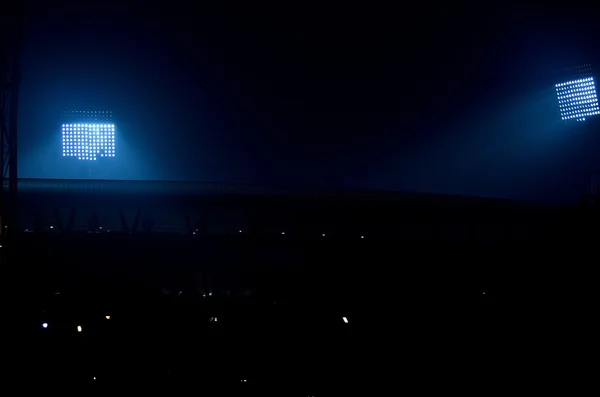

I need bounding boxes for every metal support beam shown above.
[131,209,141,234]
[53,207,64,232]
[0,4,22,252]
[119,208,130,235]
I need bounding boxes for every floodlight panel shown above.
[555,77,600,121]
[62,123,116,161]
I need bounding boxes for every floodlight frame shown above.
[60,110,116,161]
[554,64,600,122]
[555,77,600,121]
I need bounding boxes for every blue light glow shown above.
[555,77,600,121]
[61,123,116,161]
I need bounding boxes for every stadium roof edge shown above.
[14,178,557,208]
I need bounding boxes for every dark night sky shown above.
[17,1,600,202]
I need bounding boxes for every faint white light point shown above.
[322,233,326,237]
[42,322,48,329]
[93,377,97,380]
[239,230,242,233]
[105,315,111,320]
[241,379,247,383]
[77,325,82,333]
[342,317,349,324]
[361,235,364,239]
[483,292,486,295]
[281,231,285,235]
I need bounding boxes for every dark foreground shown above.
[3,229,595,395]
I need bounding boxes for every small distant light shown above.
[281,232,285,235]
[241,379,247,383]
[342,317,348,324]
[361,235,364,239]
[49,226,54,229]
[77,325,82,333]
[93,377,97,380]
[42,322,48,329]
[322,233,326,237]
[105,315,110,320]
[239,230,242,233]
[483,292,486,295]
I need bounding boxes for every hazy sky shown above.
[17,1,600,202]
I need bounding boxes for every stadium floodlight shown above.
[555,77,600,121]
[61,122,116,161]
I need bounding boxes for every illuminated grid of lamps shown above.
[62,123,116,161]
[555,77,600,121]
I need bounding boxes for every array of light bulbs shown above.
[555,77,600,121]
[62,123,116,161]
